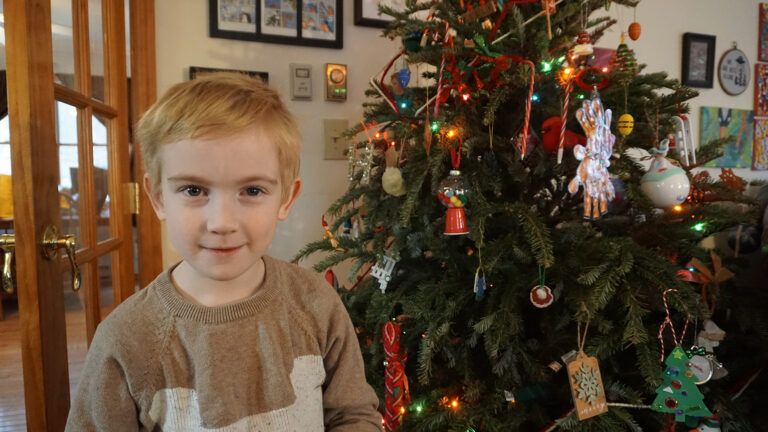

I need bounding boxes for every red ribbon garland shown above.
[382,321,410,432]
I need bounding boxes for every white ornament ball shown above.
[640,156,690,208]
[382,167,407,197]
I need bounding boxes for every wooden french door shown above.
[3,0,147,429]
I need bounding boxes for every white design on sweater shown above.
[148,355,326,431]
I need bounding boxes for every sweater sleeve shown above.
[65,326,140,431]
[321,293,382,432]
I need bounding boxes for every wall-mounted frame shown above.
[354,0,396,28]
[189,66,269,83]
[759,3,768,62]
[718,46,750,96]
[209,0,343,49]
[682,33,716,88]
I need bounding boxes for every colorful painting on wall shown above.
[754,118,768,171]
[760,3,768,62]
[756,63,768,117]
[701,107,754,168]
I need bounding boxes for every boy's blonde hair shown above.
[136,72,300,199]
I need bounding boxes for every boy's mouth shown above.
[203,246,243,255]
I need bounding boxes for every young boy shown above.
[66,73,382,431]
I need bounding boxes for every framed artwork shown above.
[756,63,768,117]
[701,107,754,168]
[682,33,716,88]
[717,46,750,96]
[354,0,404,28]
[760,3,768,62]
[189,66,269,83]
[209,0,343,49]
[754,118,768,171]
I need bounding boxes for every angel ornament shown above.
[568,95,616,219]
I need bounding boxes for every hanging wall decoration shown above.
[759,3,768,62]
[718,44,750,96]
[754,117,768,170]
[682,33,716,88]
[755,63,768,117]
[701,107,754,168]
[209,0,343,49]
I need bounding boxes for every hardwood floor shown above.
[0,295,113,431]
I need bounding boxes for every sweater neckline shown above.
[154,255,281,323]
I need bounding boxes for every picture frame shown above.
[759,3,768,62]
[682,33,716,88]
[209,0,343,49]
[189,66,269,83]
[354,0,399,28]
[756,63,768,117]
[717,46,750,96]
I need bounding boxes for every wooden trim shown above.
[130,0,163,288]
[54,84,118,117]
[5,1,71,429]
[71,0,101,345]
[103,0,136,304]
[73,237,122,264]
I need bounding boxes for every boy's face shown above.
[145,126,301,285]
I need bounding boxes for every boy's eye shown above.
[181,185,204,197]
[245,187,264,196]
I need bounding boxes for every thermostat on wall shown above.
[290,64,312,100]
[325,63,347,102]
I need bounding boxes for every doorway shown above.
[0,0,158,430]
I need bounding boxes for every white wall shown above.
[596,0,767,183]
[154,0,768,267]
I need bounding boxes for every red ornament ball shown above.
[665,397,678,409]
[671,380,682,390]
[628,22,641,40]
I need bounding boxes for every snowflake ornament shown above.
[573,362,601,404]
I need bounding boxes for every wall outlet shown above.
[323,119,349,160]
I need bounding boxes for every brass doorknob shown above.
[42,225,81,292]
[0,234,15,294]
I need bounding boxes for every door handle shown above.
[0,234,15,294]
[42,225,81,292]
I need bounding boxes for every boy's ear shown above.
[143,173,166,221]
[278,177,303,221]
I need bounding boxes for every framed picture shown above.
[756,63,768,117]
[718,47,750,96]
[682,33,716,88]
[209,0,343,49]
[701,106,754,168]
[754,118,768,171]
[355,0,400,27]
[189,66,269,83]
[759,3,768,62]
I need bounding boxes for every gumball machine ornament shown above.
[438,169,470,235]
[437,148,470,235]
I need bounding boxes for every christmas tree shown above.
[651,346,712,423]
[296,0,768,430]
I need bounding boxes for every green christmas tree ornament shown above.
[651,347,712,422]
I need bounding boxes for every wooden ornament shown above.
[628,22,641,41]
[567,353,609,420]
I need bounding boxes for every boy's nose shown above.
[206,197,238,234]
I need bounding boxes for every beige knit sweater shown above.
[65,256,382,431]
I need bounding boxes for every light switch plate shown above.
[325,63,347,102]
[290,63,312,100]
[323,119,349,160]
